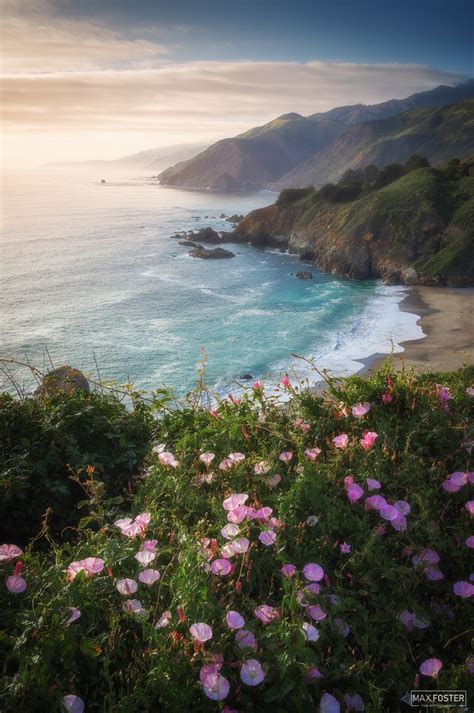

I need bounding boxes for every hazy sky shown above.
[1,0,472,167]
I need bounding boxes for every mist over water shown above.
[0,170,423,395]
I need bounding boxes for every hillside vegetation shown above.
[0,364,473,712]
[158,83,474,191]
[279,100,474,188]
[234,156,474,285]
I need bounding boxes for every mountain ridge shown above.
[158,81,474,191]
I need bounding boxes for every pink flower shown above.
[240,659,265,686]
[226,610,245,629]
[281,564,296,577]
[254,460,270,474]
[380,505,399,522]
[219,458,234,471]
[306,665,323,682]
[419,658,443,678]
[279,451,293,463]
[335,617,351,636]
[229,452,245,463]
[223,493,248,511]
[391,514,407,531]
[254,604,278,624]
[202,672,230,701]
[412,549,440,567]
[304,447,321,461]
[320,692,340,713]
[138,569,160,586]
[122,599,147,616]
[235,629,257,650]
[466,536,474,549]
[306,604,326,621]
[64,607,81,626]
[200,662,222,685]
[0,544,22,562]
[281,375,291,389]
[6,575,26,593]
[221,524,240,540]
[346,483,364,503]
[305,582,320,595]
[301,622,320,641]
[343,693,365,711]
[360,431,378,451]
[425,566,444,581]
[231,537,250,554]
[266,473,282,488]
[381,392,393,404]
[252,380,263,390]
[135,550,156,567]
[142,539,158,552]
[189,622,213,643]
[80,557,104,577]
[366,478,381,491]
[63,695,85,713]
[115,513,151,538]
[303,563,324,582]
[210,559,232,576]
[453,581,474,598]
[259,530,276,546]
[333,433,349,449]
[352,402,371,417]
[227,506,248,524]
[394,500,411,515]
[365,495,387,511]
[199,452,215,467]
[255,506,273,520]
[466,386,474,397]
[340,542,351,554]
[116,578,138,596]
[155,610,172,628]
[158,451,179,468]
[437,384,452,411]
[465,501,474,516]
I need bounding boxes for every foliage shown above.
[276,187,315,207]
[0,391,153,545]
[0,364,473,712]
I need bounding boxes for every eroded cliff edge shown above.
[232,164,474,286]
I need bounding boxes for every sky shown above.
[1,0,472,168]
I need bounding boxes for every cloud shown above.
[1,60,463,135]
[0,5,168,73]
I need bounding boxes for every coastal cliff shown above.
[232,160,474,286]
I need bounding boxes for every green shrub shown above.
[0,391,152,545]
[0,365,473,712]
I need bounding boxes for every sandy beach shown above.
[364,286,474,374]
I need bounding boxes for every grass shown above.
[0,363,473,712]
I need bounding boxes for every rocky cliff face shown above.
[232,167,474,286]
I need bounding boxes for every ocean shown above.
[0,170,423,396]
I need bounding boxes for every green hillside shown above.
[235,157,474,285]
[279,100,474,188]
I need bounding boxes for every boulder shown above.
[191,227,222,244]
[402,267,419,285]
[226,214,244,224]
[189,245,235,259]
[179,240,199,247]
[219,213,226,219]
[296,271,313,279]
[35,366,90,397]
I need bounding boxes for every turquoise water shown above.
[0,170,422,395]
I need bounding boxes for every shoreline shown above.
[360,286,474,375]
